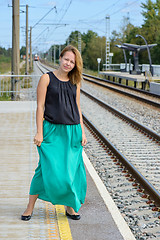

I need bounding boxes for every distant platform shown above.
[100,71,160,82]
[100,71,145,82]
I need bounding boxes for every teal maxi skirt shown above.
[29,120,87,213]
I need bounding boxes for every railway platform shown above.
[99,71,160,90]
[0,101,136,240]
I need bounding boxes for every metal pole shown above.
[67,37,69,45]
[54,45,56,66]
[59,45,61,56]
[51,46,52,62]
[98,63,100,73]
[11,0,20,100]
[105,15,110,70]
[26,5,29,74]
[29,26,32,70]
[119,41,127,71]
[78,32,81,55]
[136,34,153,76]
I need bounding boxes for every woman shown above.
[21,45,87,221]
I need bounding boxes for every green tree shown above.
[82,30,98,47]
[68,30,79,48]
[65,31,85,55]
[141,0,160,42]
[20,46,26,56]
[110,30,124,64]
[141,0,160,64]
[83,35,105,70]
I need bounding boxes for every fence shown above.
[0,75,41,101]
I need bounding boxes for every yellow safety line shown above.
[45,202,60,239]
[55,205,73,240]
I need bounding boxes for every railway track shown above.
[81,89,160,141]
[81,80,160,135]
[83,74,160,108]
[80,91,160,202]
[36,61,160,239]
[83,122,160,239]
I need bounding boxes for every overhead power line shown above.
[79,0,120,21]
[57,0,72,24]
[110,0,139,16]
[32,27,49,43]
[46,0,72,41]
[32,6,57,29]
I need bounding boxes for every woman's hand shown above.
[34,133,43,147]
[82,133,87,146]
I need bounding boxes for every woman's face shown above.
[60,51,75,73]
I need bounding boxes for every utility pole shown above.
[25,4,29,74]
[59,45,61,56]
[51,46,52,62]
[11,0,20,100]
[105,15,110,70]
[58,45,61,64]
[54,45,56,66]
[67,37,69,45]
[29,26,32,70]
[78,32,81,55]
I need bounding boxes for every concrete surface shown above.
[0,101,136,240]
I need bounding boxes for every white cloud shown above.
[88,0,104,1]
[47,1,57,6]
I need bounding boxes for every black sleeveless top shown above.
[44,72,80,125]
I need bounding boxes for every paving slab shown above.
[0,101,136,240]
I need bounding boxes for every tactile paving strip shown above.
[45,203,60,239]
[55,205,73,240]
[45,203,73,240]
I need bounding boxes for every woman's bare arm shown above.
[76,82,87,146]
[34,74,49,146]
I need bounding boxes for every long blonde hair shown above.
[60,45,83,85]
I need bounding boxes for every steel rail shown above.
[83,113,160,207]
[83,73,160,99]
[35,62,46,74]
[38,61,58,71]
[83,76,160,108]
[81,89,160,141]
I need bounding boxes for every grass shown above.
[0,55,11,74]
[0,60,33,101]
[41,59,59,69]
[0,72,12,100]
[0,93,11,101]
[21,77,32,88]
[19,63,32,88]
[83,68,140,88]
[83,68,100,77]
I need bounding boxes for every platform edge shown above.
[83,150,136,240]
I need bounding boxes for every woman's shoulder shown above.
[42,72,50,79]
[39,73,50,87]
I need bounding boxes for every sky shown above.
[0,0,146,53]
